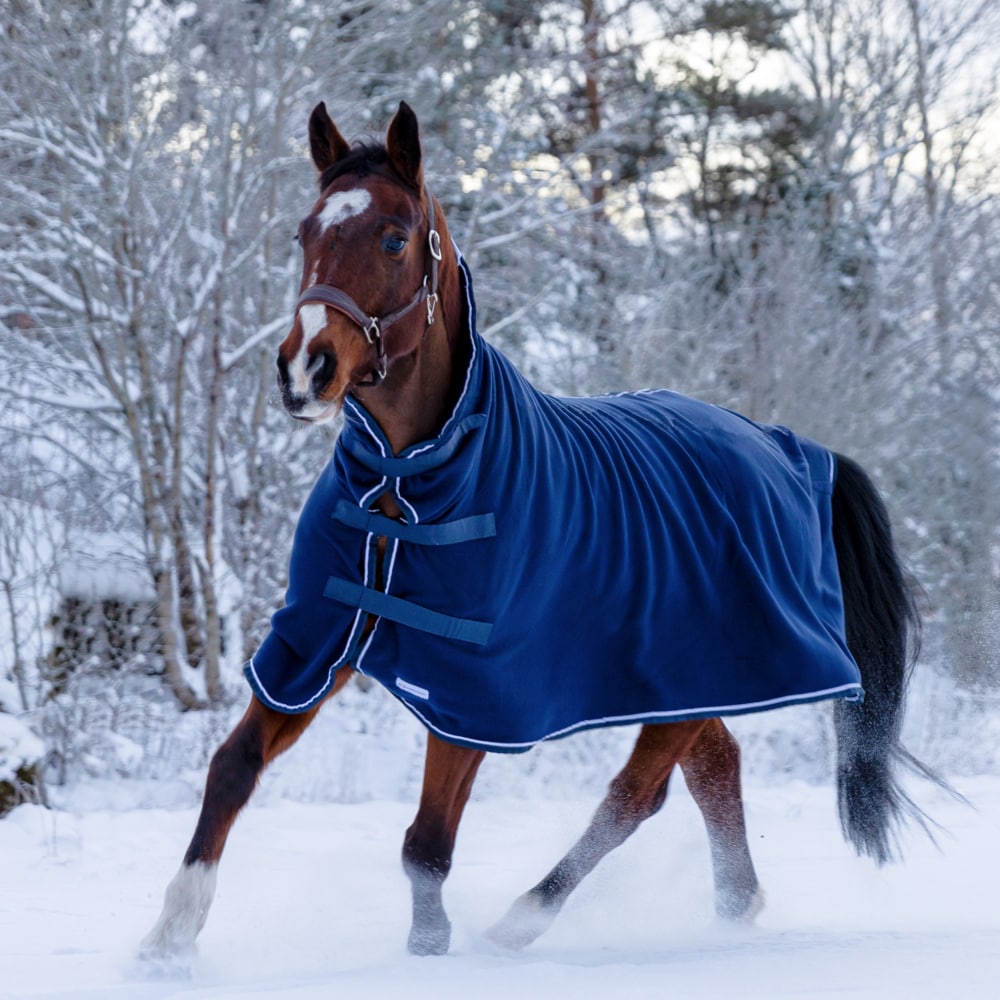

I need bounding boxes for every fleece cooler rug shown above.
[245,255,862,751]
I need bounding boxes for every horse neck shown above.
[354,215,466,456]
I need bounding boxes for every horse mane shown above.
[317,140,389,191]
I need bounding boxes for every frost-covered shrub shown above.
[0,712,45,816]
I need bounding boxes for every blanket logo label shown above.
[396,676,430,700]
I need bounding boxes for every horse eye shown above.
[382,235,407,254]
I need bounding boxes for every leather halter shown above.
[294,185,443,387]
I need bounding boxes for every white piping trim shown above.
[394,682,865,752]
[348,408,388,510]
[247,529,382,713]
[246,614,363,714]
[405,440,438,458]
[383,535,400,587]
[395,479,419,523]
[344,397,386,453]
[354,536,400,672]
[359,477,388,510]
[428,246,478,445]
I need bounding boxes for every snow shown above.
[57,533,155,604]
[0,713,44,783]
[1,770,998,999]
[0,679,20,714]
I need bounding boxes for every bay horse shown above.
[142,101,931,959]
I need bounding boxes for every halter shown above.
[295,185,443,387]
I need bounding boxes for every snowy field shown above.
[1,768,997,1000]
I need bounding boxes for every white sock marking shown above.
[140,861,218,958]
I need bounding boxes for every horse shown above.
[142,101,933,960]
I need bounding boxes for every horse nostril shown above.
[310,351,338,390]
[276,354,290,389]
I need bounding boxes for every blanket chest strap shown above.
[323,577,493,646]
[332,500,495,546]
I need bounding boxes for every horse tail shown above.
[830,452,935,864]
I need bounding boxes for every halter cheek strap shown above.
[295,186,443,386]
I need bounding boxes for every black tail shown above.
[831,453,936,864]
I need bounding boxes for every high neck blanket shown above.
[246,256,862,751]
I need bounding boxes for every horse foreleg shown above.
[679,717,763,921]
[401,733,485,956]
[488,719,707,950]
[140,677,348,958]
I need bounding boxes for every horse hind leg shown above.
[487,719,707,951]
[679,717,763,922]
[140,680,345,958]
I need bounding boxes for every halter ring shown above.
[428,229,443,261]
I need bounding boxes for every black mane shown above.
[317,140,389,191]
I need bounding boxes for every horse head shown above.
[276,101,447,425]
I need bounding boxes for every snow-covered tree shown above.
[0,0,997,795]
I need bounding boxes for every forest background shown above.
[1,0,998,810]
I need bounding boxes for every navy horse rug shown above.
[246,255,862,751]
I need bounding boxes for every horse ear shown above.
[386,101,423,190]
[308,102,350,175]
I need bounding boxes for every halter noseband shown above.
[294,185,443,387]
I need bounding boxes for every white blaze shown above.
[318,188,371,232]
[286,188,371,396]
[287,303,330,396]
[299,303,328,343]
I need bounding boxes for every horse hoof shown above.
[718,885,766,924]
[140,862,217,960]
[485,893,558,951]
[407,920,451,956]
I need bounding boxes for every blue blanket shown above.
[246,255,862,751]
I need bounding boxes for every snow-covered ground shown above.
[1,768,997,1000]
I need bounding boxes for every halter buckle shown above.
[356,317,387,387]
[428,228,442,261]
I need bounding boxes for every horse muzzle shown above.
[276,349,344,423]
